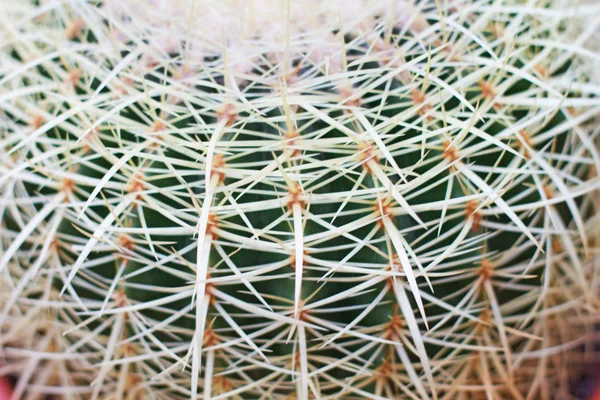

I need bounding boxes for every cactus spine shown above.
[1,0,599,399]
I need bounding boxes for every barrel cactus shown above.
[1,0,599,399]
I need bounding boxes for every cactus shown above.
[1,0,599,399]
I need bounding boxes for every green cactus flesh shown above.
[1,1,599,399]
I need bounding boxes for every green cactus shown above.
[1,0,599,399]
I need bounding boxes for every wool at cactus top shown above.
[1,0,599,399]
[100,0,434,74]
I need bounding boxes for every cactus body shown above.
[1,0,599,399]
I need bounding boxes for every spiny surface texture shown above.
[1,0,600,399]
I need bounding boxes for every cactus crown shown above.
[1,0,599,399]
